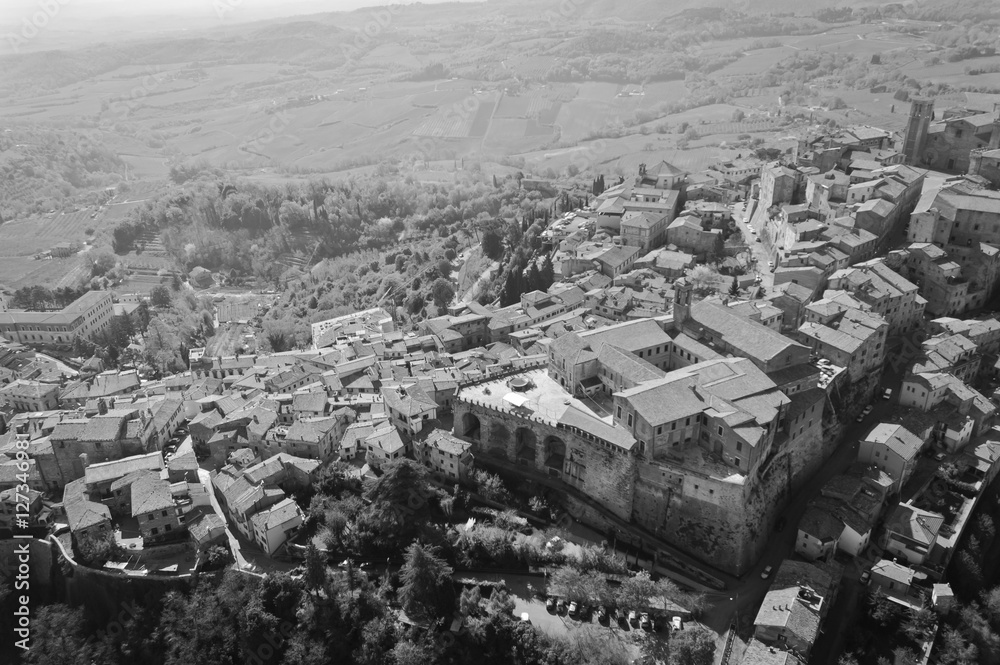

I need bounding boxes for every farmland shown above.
[0,0,998,291]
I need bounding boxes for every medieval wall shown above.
[453,400,636,520]
[631,453,791,576]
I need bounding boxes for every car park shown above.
[761,565,773,579]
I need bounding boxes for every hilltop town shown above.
[6,97,1000,665]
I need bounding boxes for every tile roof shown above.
[687,300,809,364]
[63,478,111,532]
[886,502,944,546]
[84,451,164,486]
[865,423,924,461]
[130,473,174,517]
[249,497,301,531]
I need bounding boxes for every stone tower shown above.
[672,277,693,328]
[902,97,934,166]
[989,111,1000,150]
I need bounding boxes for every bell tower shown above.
[672,277,693,329]
[902,97,934,166]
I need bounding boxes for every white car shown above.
[882,388,893,400]
[767,260,775,268]
[761,565,773,579]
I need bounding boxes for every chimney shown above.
[253,414,259,424]
[97,398,108,415]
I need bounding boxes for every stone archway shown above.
[461,413,481,441]
[542,435,566,476]
[514,427,537,465]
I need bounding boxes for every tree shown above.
[481,228,503,260]
[150,285,172,308]
[938,627,979,665]
[429,277,454,309]
[303,542,327,599]
[901,608,936,642]
[689,265,721,297]
[540,254,555,290]
[263,318,296,353]
[23,605,107,665]
[89,250,117,277]
[437,258,453,279]
[728,275,740,297]
[399,543,455,621]
[669,624,716,665]
[474,470,512,504]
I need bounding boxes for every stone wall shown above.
[630,455,789,575]
[453,399,636,520]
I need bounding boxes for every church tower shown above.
[902,97,934,166]
[672,277,693,329]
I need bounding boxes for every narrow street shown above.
[197,467,255,573]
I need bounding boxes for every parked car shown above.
[671,616,684,631]
[860,571,871,585]
[755,237,762,243]
[761,565,773,580]
[934,452,946,462]
[640,613,652,631]
[597,606,608,623]
[568,601,578,617]
[862,405,873,417]
[557,599,567,615]
[628,610,639,627]
[546,597,556,612]
[883,388,893,400]
[616,608,628,626]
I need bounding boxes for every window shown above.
[165,524,172,532]
[616,406,622,418]
[736,441,742,452]
[717,426,724,436]
[151,527,159,535]
[627,414,633,427]
[148,513,155,521]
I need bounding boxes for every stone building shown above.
[453,294,830,575]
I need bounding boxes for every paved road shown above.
[733,198,774,290]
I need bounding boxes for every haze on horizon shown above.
[1,0,485,53]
